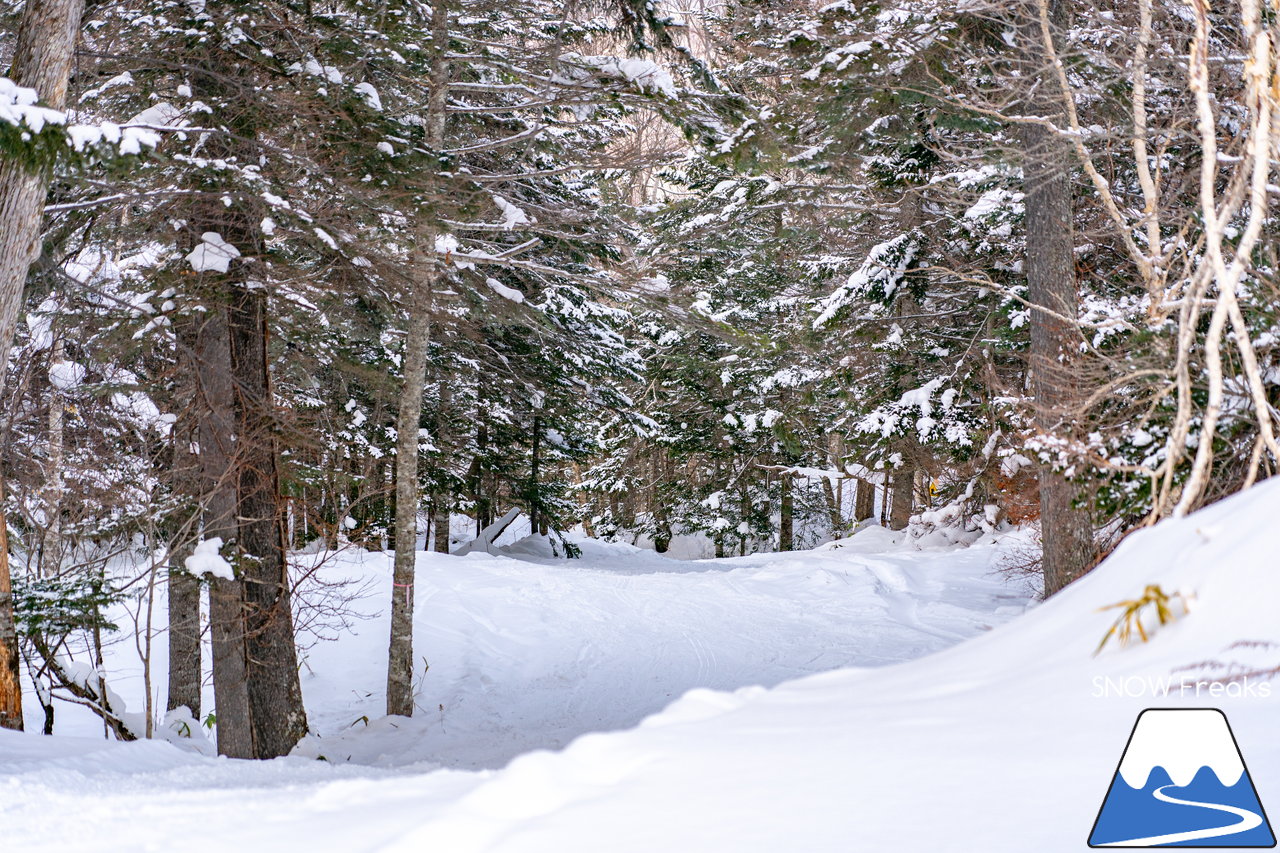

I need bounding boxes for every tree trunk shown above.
[432,502,450,553]
[854,478,875,522]
[0,0,86,378]
[43,338,66,577]
[166,321,202,719]
[193,305,253,758]
[821,476,842,538]
[779,473,793,551]
[648,453,669,552]
[227,285,307,758]
[1020,0,1095,594]
[889,465,914,530]
[167,318,202,717]
[387,268,433,718]
[166,558,201,718]
[475,422,492,529]
[386,0,450,719]
[529,415,542,534]
[0,0,87,733]
[0,475,21,731]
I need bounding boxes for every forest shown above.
[2,0,1280,847]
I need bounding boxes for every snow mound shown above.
[4,481,1280,851]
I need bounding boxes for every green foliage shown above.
[11,573,121,638]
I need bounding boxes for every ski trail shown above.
[1098,784,1264,847]
[860,558,967,643]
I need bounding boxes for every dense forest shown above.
[1,0,1278,766]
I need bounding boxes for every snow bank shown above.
[4,480,1280,851]
[384,480,1280,852]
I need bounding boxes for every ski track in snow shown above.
[3,484,1278,852]
[278,528,1026,772]
[12,537,1020,767]
[0,525,1037,851]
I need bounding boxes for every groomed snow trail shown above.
[0,525,1036,853]
[293,527,1033,769]
[5,484,1280,852]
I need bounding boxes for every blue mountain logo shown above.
[1090,708,1275,847]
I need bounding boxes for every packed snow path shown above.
[294,527,1033,769]
[0,525,1036,852]
[5,467,1280,852]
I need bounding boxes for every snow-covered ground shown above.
[4,482,1280,851]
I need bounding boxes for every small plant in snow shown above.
[1095,585,1189,655]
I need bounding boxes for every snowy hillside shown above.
[4,481,1280,851]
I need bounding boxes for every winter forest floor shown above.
[4,484,1280,851]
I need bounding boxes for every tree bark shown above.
[166,558,201,718]
[820,476,842,538]
[778,473,793,551]
[165,320,203,719]
[387,266,433,717]
[0,475,21,731]
[0,0,88,735]
[0,0,86,377]
[889,464,914,530]
[386,0,450,719]
[432,499,449,554]
[227,285,307,757]
[854,478,875,522]
[43,338,66,576]
[384,261,435,717]
[529,415,542,534]
[193,306,254,758]
[1020,0,1095,594]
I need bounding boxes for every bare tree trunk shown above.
[474,421,492,529]
[386,0,450,719]
[227,285,307,757]
[651,453,671,553]
[166,555,201,718]
[0,475,20,731]
[387,270,432,717]
[432,506,449,554]
[166,328,202,718]
[43,338,66,577]
[1020,0,1095,594]
[0,0,85,378]
[821,476,842,538]
[0,0,87,732]
[854,478,875,522]
[193,306,253,758]
[779,473,793,551]
[889,465,914,531]
[430,365,452,553]
[529,415,542,534]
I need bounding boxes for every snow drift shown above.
[2,480,1279,852]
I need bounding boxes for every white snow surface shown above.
[185,232,240,273]
[183,537,233,581]
[48,360,87,391]
[5,481,1280,851]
